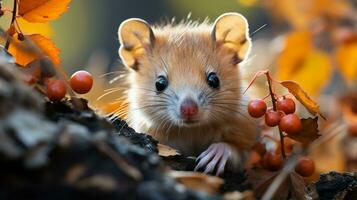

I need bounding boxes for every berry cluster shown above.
[245,71,318,177]
[21,64,93,101]
[46,70,93,101]
[248,97,302,136]
[253,140,315,177]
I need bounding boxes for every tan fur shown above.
[118,13,259,170]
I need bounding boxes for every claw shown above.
[194,142,232,176]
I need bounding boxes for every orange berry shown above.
[348,123,357,137]
[279,114,302,134]
[265,110,283,127]
[70,70,93,94]
[275,137,295,155]
[253,142,267,156]
[248,99,267,118]
[262,152,283,171]
[295,157,315,177]
[277,98,296,114]
[46,78,66,101]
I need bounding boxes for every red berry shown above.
[70,70,93,94]
[262,152,283,171]
[277,98,296,114]
[333,27,356,44]
[348,123,357,137]
[295,157,315,177]
[275,137,295,155]
[46,79,66,101]
[248,99,267,118]
[253,142,266,156]
[265,110,283,127]
[279,114,302,134]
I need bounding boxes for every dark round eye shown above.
[207,72,220,89]
[155,76,168,92]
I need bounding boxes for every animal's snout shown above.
[180,98,199,118]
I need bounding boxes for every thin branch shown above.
[266,72,286,159]
[5,0,17,50]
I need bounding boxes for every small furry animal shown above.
[118,13,258,175]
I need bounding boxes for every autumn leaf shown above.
[287,117,321,146]
[276,31,332,95]
[18,0,71,23]
[265,0,351,29]
[17,18,53,37]
[167,170,223,195]
[245,168,307,200]
[336,42,357,83]
[280,80,324,118]
[9,34,60,66]
[158,143,181,157]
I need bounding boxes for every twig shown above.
[266,72,286,159]
[261,121,346,200]
[5,0,17,50]
[95,141,142,181]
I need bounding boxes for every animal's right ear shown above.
[118,18,155,70]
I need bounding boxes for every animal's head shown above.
[118,13,251,128]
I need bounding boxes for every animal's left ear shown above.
[212,13,251,63]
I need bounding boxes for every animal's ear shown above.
[118,18,155,70]
[212,13,251,63]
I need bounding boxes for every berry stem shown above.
[5,0,17,50]
[266,72,286,159]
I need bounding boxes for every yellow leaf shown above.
[17,17,53,37]
[280,80,324,118]
[237,0,258,7]
[18,0,71,23]
[265,0,351,29]
[277,32,332,95]
[336,42,357,82]
[8,34,60,66]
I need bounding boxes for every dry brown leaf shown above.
[280,80,324,118]
[245,168,307,199]
[167,170,223,195]
[19,0,71,23]
[287,117,321,146]
[9,34,60,66]
[336,42,357,83]
[289,172,307,200]
[158,143,180,157]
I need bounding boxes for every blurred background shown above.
[0,0,356,175]
[2,0,270,73]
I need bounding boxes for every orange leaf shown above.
[287,117,321,146]
[280,80,324,118]
[18,0,71,23]
[8,34,60,66]
[276,32,332,95]
[336,42,357,82]
[16,17,53,37]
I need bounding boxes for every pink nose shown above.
[180,98,198,118]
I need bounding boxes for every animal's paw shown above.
[194,142,232,176]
